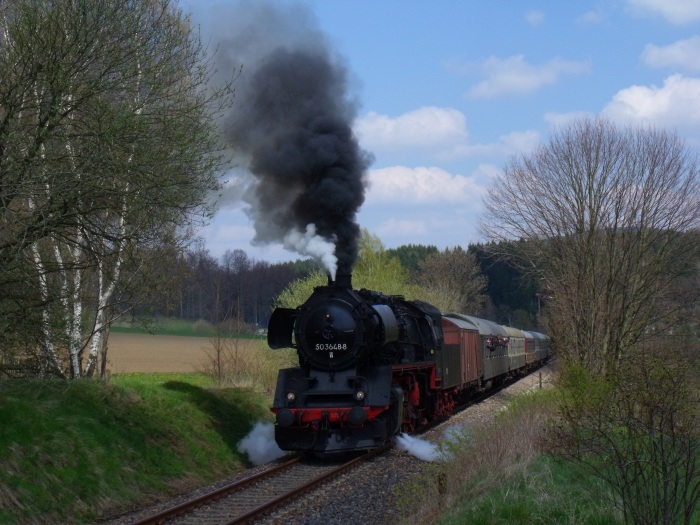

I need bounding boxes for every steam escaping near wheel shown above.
[237,421,285,466]
[395,433,444,462]
[208,1,372,277]
[395,429,460,462]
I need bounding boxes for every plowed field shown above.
[107,332,256,374]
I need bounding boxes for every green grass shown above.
[111,317,261,339]
[397,386,625,525]
[0,373,273,524]
[437,456,622,525]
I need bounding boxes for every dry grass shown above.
[106,332,225,373]
[398,390,557,525]
[107,332,297,395]
[199,334,297,394]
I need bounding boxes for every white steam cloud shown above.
[283,224,338,279]
[395,433,444,462]
[395,427,466,462]
[237,421,286,466]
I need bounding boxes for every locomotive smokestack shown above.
[211,2,372,277]
[328,272,352,289]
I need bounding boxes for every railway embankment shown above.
[0,373,271,525]
[1,363,626,525]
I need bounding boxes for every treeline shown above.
[165,238,545,334]
[168,226,697,338]
[388,242,542,330]
[160,248,319,331]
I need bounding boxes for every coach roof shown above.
[444,313,507,337]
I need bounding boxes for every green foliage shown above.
[274,269,327,309]
[553,342,700,525]
[274,230,425,309]
[397,385,622,525]
[0,0,234,375]
[0,375,272,524]
[353,230,422,297]
[111,317,260,338]
[437,456,622,525]
[386,243,439,276]
[415,246,487,314]
[470,241,540,328]
[283,258,324,275]
[201,338,297,394]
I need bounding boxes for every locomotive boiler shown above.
[267,273,549,455]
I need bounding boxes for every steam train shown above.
[267,273,549,455]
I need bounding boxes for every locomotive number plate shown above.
[315,343,348,351]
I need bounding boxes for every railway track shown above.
[132,445,390,525]
[102,365,551,525]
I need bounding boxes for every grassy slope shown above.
[397,388,626,525]
[3,364,694,524]
[437,455,622,525]
[401,383,699,525]
[0,374,272,524]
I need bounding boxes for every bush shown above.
[397,389,559,524]
[200,336,296,394]
[551,338,700,525]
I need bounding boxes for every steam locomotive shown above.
[267,273,549,455]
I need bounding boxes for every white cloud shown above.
[544,110,596,128]
[210,222,255,242]
[375,218,429,238]
[525,10,545,27]
[467,55,591,99]
[216,173,250,209]
[491,129,541,154]
[198,214,296,262]
[603,74,700,128]
[473,164,503,180]
[577,10,605,25]
[371,213,480,249]
[641,36,700,72]
[370,207,483,250]
[626,0,700,25]
[356,106,541,163]
[355,107,468,158]
[466,130,541,157]
[365,166,484,204]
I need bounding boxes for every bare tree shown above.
[480,117,699,375]
[414,246,486,314]
[481,117,700,525]
[0,0,233,377]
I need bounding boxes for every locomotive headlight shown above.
[354,390,366,401]
[286,392,296,402]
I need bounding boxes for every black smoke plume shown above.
[204,1,371,277]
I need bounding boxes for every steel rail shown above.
[131,444,390,525]
[131,456,301,525]
[226,444,391,525]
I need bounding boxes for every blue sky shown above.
[189,0,700,265]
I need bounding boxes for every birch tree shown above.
[479,117,700,375]
[0,0,232,377]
